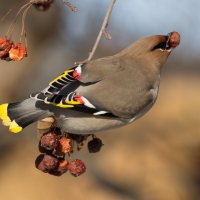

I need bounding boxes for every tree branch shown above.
[78,0,116,64]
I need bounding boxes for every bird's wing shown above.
[30,63,120,118]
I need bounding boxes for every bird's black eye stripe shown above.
[152,36,170,51]
[152,42,167,50]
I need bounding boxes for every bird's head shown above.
[120,32,180,71]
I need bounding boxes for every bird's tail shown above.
[0,98,50,133]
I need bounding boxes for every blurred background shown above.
[0,0,200,200]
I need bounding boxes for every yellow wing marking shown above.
[49,69,74,86]
[65,100,82,105]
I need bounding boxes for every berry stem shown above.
[6,3,31,40]
[0,9,12,26]
[20,4,32,47]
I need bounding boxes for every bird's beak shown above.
[153,32,180,52]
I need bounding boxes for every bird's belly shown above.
[56,116,127,135]
[127,87,159,122]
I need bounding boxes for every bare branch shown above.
[63,0,78,12]
[77,0,116,64]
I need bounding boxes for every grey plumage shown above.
[0,32,180,134]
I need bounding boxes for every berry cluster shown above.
[36,128,103,177]
[31,0,54,11]
[0,0,77,62]
[0,38,27,61]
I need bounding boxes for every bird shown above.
[0,32,180,134]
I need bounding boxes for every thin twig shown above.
[77,0,116,64]
[20,4,32,47]
[63,0,78,12]
[0,9,12,25]
[6,3,31,39]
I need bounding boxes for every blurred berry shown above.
[58,159,69,174]
[38,141,53,154]
[35,154,48,173]
[33,0,54,11]
[0,37,13,60]
[52,148,65,159]
[168,32,180,48]
[0,51,9,60]
[40,132,59,150]
[52,136,72,158]
[35,154,58,173]
[9,43,27,61]
[68,159,86,177]
[88,137,103,153]
[49,159,69,176]
[0,38,13,51]
[59,136,73,154]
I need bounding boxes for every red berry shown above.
[68,159,86,177]
[38,141,53,154]
[35,154,48,173]
[168,32,180,48]
[33,0,54,11]
[58,159,69,173]
[40,132,59,150]
[0,37,13,61]
[9,42,27,61]
[59,136,73,154]
[35,154,58,173]
[52,136,72,158]
[49,159,69,176]
[0,51,9,60]
[0,38,13,52]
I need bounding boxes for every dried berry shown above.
[35,154,48,173]
[49,159,69,176]
[57,159,69,173]
[9,43,27,61]
[38,141,53,154]
[0,38,13,60]
[33,0,54,11]
[43,154,58,169]
[0,51,9,60]
[168,32,180,48]
[35,154,58,173]
[88,137,103,153]
[68,159,86,177]
[52,148,65,158]
[0,38,12,50]
[59,136,73,154]
[52,136,73,158]
[40,132,59,150]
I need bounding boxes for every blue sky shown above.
[63,0,200,61]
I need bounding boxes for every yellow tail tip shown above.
[9,120,23,133]
[0,104,11,126]
[0,104,22,133]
